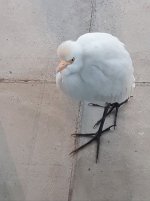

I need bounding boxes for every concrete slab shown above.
[91,0,150,81]
[0,0,91,81]
[0,82,78,201]
[71,85,150,201]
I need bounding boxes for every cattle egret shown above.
[56,33,135,162]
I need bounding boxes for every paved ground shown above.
[0,0,150,201]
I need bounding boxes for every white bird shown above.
[56,32,135,162]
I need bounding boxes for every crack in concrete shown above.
[67,101,83,201]
[0,78,56,84]
[0,79,150,86]
[88,0,96,32]
[135,81,150,86]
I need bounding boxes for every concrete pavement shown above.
[0,0,150,201]
[0,0,88,200]
[71,1,150,201]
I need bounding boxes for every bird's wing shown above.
[79,63,113,101]
[80,57,134,103]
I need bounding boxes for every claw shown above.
[96,137,100,163]
[70,136,96,155]
[72,133,95,137]
[93,119,101,129]
[88,103,104,108]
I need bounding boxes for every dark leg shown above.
[70,103,114,163]
[93,104,116,128]
[72,125,114,138]
[112,99,128,128]
[70,99,128,162]
[93,99,129,129]
[114,106,118,128]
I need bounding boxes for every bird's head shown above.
[56,40,82,74]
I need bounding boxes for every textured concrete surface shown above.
[0,0,150,201]
[0,82,78,201]
[0,0,90,200]
[0,0,91,81]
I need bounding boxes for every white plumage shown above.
[56,32,135,162]
[56,33,135,105]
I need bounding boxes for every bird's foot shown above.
[71,125,114,163]
[93,104,116,128]
[88,103,104,108]
[93,99,129,129]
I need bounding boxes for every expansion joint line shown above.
[89,0,96,32]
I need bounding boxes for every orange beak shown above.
[56,60,72,73]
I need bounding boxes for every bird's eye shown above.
[71,57,75,62]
